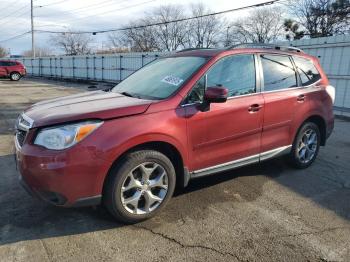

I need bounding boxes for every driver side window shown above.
[186,54,256,104]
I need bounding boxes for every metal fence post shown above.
[101,56,104,81]
[93,56,96,80]
[54,57,57,77]
[39,58,42,77]
[31,58,33,76]
[86,56,89,79]
[49,57,52,77]
[60,57,63,78]
[119,55,123,81]
[72,56,75,79]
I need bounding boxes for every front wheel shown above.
[10,72,21,81]
[289,122,321,169]
[103,150,176,223]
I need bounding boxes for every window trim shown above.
[181,53,260,107]
[291,55,322,88]
[258,53,300,93]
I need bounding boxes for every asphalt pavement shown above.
[0,78,349,262]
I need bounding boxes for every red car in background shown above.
[15,44,335,223]
[0,60,26,81]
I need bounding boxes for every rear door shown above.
[259,54,306,155]
[184,54,264,173]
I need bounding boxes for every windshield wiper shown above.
[120,91,134,98]
[120,91,144,99]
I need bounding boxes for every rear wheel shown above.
[289,122,320,169]
[10,72,21,81]
[103,150,176,223]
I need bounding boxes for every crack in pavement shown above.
[276,226,350,239]
[133,225,246,262]
[40,239,53,262]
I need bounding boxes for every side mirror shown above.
[204,86,229,103]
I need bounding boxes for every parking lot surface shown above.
[0,78,349,262]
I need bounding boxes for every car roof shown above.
[169,48,224,58]
[170,45,312,59]
[0,60,18,62]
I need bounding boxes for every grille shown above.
[16,130,27,147]
[18,115,30,128]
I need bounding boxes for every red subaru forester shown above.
[15,44,335,223]
[0,60,26,81]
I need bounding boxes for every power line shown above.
[0,3,29,23]
[35,0,157,25]
[0,9,31,29]
[35,0,123,17]
[0,31,31,43]
[31,0,35,58]
[35,0,282,35]
[34,0,70,8]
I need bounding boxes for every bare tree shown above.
[109,21,159,52]
[185,3,225,48]
[228,7,284,44]
[95,47,129,54]
[287,0,350,38]
[50,32,92,55]
[109,5,188,52]
[21,46,53,57]
[149,5,188,51]
[0,46,8,58]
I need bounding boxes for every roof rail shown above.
[228,43,304,53]
[176,48,215,53]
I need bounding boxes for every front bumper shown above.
[15,134,111,207]
[19,175,101,207]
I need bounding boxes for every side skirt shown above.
[190,145,292,179]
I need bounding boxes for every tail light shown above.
[326,85,335,104]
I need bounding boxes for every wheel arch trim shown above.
[292,113,327,146]
[98,135,188,194]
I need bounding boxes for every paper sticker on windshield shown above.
[161,75,184,86]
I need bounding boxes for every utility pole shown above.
[31,0,35,58]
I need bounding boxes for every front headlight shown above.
[34,120,103,150]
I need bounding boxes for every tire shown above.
[10,72,21,81]
[103,150,176,223]
[289,122,321,169]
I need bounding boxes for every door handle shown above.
[248,104,262,113]
[297,94,306,102]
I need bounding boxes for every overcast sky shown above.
[0,0,275,55]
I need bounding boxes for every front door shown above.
[184,54,264,172]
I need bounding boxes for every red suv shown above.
[0,60,26,81]
[15,45,335,223]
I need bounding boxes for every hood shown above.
[25,91,153,128]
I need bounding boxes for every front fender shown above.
[91,110,188,194]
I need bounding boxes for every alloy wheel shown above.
[297,129,318,164]
[11,73,20,81]
[120,162,168,215]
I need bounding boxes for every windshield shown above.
[112,56,207,99]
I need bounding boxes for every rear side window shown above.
[293,56,321,86]
[261,55,297,91]
[0,61,16,66]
